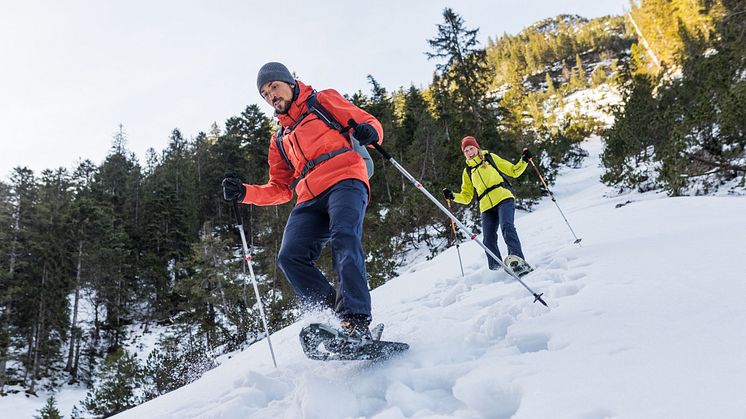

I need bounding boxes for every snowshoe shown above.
[503,255,533,278]
[299,323,409,361]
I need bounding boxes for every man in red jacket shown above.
[222,62,383,340]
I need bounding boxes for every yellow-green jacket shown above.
[453,150,528,213]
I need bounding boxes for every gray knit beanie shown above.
[256,62,295,92]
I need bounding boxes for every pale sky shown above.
[0,0,628,179]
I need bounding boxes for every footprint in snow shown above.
[551,283,583,298]
[564,271,587,281]
[546,257,569,269]
[440,283,468,306]
[509,332,551,353]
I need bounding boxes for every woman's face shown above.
[463,145,479,159]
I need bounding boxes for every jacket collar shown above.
[277,80,314,128]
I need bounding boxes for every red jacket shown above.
[242,81,383,206]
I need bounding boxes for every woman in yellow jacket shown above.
[443,136,533,271]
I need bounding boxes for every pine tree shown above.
[25,168,75,392]
[137,128,201,319]
[89,129,141,352]
[427,7,494,136]
[141,333,216,400]
[381,85,454,274]
[601,72,663,189]
[354,75,399,205]
[82,348,143,418]
[561,61,571,84]
[3,167,52,392]
[174,223,255,347]
[590,65,608,86]
[575,53,587,87]
[34,395,63,419]
[65,160,101,381]
[545,72,557,96]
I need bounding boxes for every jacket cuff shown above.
[240,184,252,204]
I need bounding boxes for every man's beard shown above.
[274,98,291,114]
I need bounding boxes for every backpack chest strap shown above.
[476,183,507,201]
[288,146,353,189]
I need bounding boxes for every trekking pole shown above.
[446,199,465,277]
[524,149,582,245]
[370,141,547,306]
[232,201,278,368]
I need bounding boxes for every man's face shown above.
[463,145,479,159]
[260,81,294,113]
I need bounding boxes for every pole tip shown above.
[534,293,548,307]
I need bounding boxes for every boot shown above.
[340,314,372,341]
[323,314,372,353]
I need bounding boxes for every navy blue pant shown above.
[481,198,525,270]
[277,180,371,317]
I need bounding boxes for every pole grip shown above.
[232,200,243,226]
[372,142,393,160]
[446,200,458,236]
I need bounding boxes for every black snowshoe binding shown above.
[503,255,534,278]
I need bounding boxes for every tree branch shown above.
[686,153,746,173]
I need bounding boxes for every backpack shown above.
[275,91,374,189]
[466,152,515,201]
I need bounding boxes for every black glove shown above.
[222,176,246,202]
[352,122,379,146]
[521,148,533,162]
[442,188,455,200]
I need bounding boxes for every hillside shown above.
[102,137,746,418]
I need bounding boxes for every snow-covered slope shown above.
[108,136,746,418]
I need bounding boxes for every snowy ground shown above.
[110,136,746,418]
[6,135,746,418]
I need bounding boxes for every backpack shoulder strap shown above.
[275,129,294,171]
[305,91,348,134]
[485,152,514,190]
